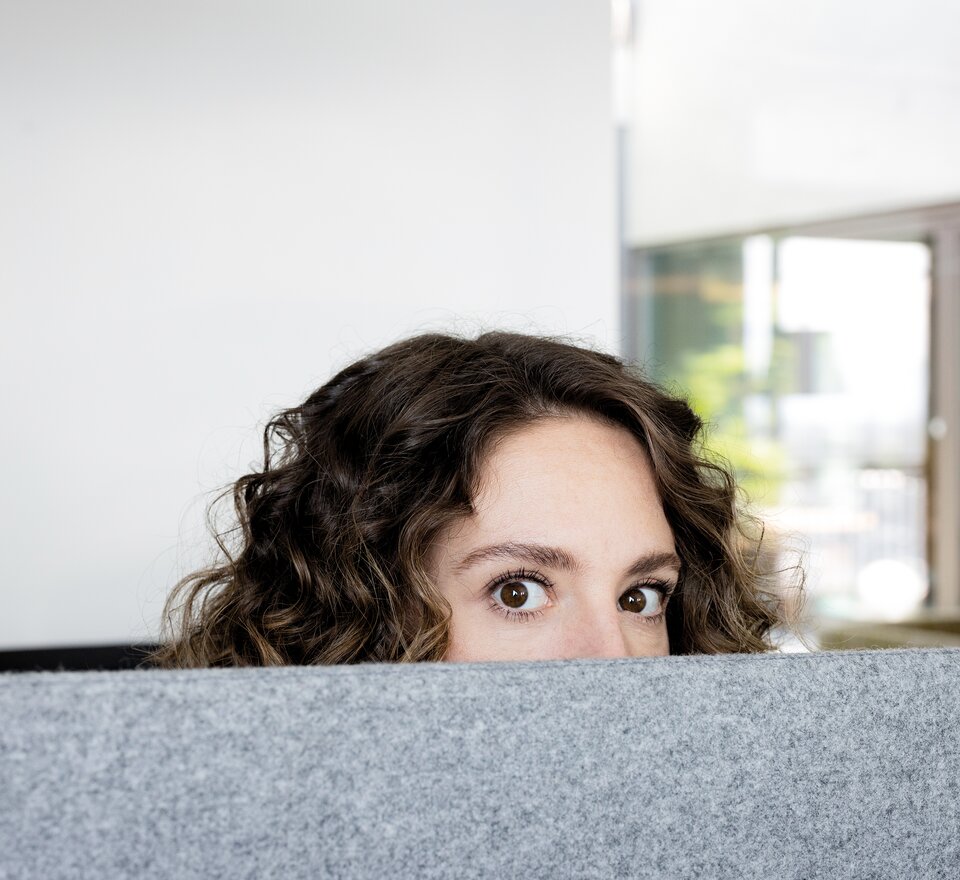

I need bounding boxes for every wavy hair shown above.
[149,330,809,667]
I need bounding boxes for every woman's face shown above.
[430,413,679,662]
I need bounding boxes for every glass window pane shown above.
[632,235,931,625]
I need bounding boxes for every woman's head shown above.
[431,412,678,661]
[152,330,803,667]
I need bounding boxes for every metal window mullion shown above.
[930,228,960,611]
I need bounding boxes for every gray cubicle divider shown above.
[1,648,958,879]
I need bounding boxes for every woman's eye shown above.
[618,585,664,616]
[492,578,550,612]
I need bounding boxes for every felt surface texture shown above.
[1,648,958,879]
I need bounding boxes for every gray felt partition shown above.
[1,648,959,879]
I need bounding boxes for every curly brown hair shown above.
[149,330,808,667]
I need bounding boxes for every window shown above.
[626,205,960,626]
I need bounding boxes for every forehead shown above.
[447,413,674,554]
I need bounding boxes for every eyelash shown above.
[485,568,674,625]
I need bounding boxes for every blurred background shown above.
[2,0,959,666]
[615,0,960,652]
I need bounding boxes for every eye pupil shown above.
[500,582,528,608]
[619,587,649,613]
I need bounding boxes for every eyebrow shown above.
[452,542,682,580]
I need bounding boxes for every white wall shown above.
[0,1,616,648]
[626,0,960,244]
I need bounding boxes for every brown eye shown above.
[619,586,659,615]
[500,581,529,608]
[492,579,549,612]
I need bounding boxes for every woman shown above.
[150,330,807,667]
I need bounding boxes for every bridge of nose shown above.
[556,587,633,659]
